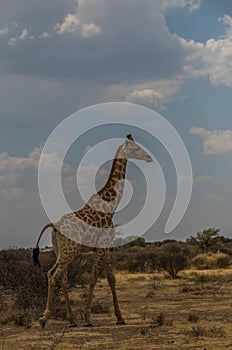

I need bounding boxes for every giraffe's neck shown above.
[87,145,128,216]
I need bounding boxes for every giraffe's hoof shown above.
[83,322,93,327]
[39,317,46,329]
[117,319,126,325]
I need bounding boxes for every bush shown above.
[0,248,89,324]
[216,254,231,268]
[111,248,160,273]
[188,314,199,323]
[0,249,53,314]
[158,242,191,278]
[192,253,231,270]
[186,325,225,338]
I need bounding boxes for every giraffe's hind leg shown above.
[39,261,68,328]
[40,229,80,329]
[83,249,107,327]
[105,253,125,324]
[41,229,77,327]
[61,268,77,327]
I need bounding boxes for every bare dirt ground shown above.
[1,270,232,349]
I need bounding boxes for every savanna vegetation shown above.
[1,227,232,349]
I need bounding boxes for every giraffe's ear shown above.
[126,134,134,141]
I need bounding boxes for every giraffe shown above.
[33,134,152,328]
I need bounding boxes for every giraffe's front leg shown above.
[105,254,125,325]
[83,275,96,327]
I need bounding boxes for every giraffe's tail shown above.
[33,223,55,268]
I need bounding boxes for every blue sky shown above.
[0,0,232,248]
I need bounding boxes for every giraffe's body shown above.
[34,135,152,328]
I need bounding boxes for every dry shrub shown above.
[188,314,199,323]
[186,325,225,338]
[0,249,54,313]
[0,248,89,325]
[111,248,159,273]
[192,272,232,284]
[91,301,110,314]
[192,253,231,270]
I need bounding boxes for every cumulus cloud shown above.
[39,31,50,39]
[0,148,40,194]
[163,0,201,12]
[55,13,80,34]
[220,14,232,37]
[0,0,231,128]
[126,79,182,109]
[0,0,192,126]
[0,0,185,83]
[8,27,33,45]
[126,89,165,109]
[0,26,9,36]
[190,127,232,155]
[180,14,232,87]
[55,12,103,37]
[81,22,103,37]
[19,28,28,39]
[0,145,111,208]
[0,146,76,197]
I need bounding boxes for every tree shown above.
[186,228,221,253]
[159,242,190,278]
[113,235,146,248]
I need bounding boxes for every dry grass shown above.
[1,270,232,349]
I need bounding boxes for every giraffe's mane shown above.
[97,144,126,196]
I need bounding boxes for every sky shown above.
[0,0,232,248]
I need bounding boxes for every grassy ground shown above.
[1,269,232,349]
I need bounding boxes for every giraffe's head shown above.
[120,134,153,162]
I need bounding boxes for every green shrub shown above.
[158,242,191,278]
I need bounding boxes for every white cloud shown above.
[0,26,9,36]
[55,13,80,34]
[81,22,103,37]
[0,146,109,209]
[0,0,185,84]
[126,89,165,109]
[219,14,232,38]
[8,27,30,45]
[180,14,232,87]
[190,127,232,155]
[126,79,182,109]
[163,0,201,12]
[0,146,76,197]
[0,148,40,195]
[55,12,103,37]
[1,0,231,129]
[8,36,17,46]
[19,28,28,39]
[39,31,50,39]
